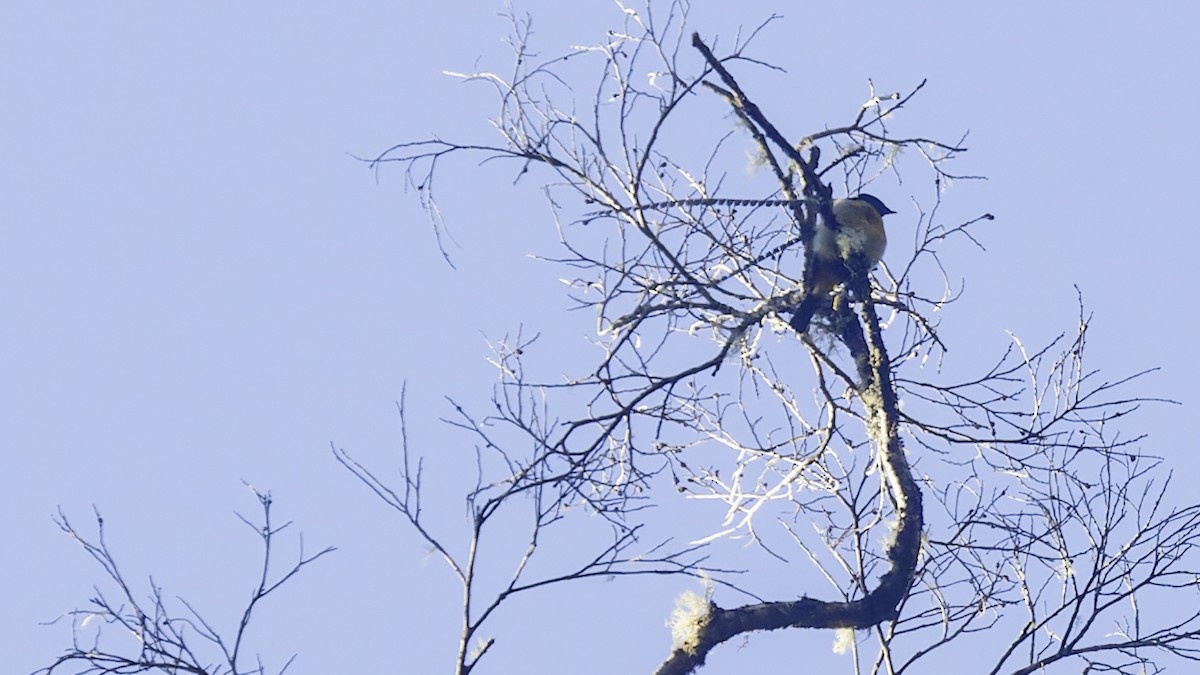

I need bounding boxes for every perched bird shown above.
[789,193,894,333]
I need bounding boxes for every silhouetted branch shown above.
[36,488,332,675]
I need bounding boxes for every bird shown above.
[789,193,894,333]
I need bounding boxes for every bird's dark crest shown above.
[853,193,896,216]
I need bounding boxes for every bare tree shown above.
[39,4,1198,675]
[348,4,1198,675]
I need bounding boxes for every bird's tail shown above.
[789,295,820,334]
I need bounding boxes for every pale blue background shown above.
[5,2,1196,673]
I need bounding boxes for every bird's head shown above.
[853,193,896,217]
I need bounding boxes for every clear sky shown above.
[5,2,1198,674]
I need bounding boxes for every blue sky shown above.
[5,2,1198,673]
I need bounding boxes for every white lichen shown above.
[668,577,715,655]
[832,627,856,654]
